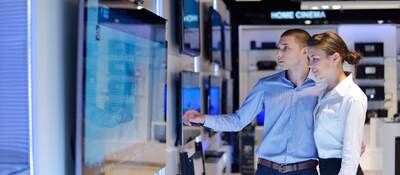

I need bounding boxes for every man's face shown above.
[276,35,307,70]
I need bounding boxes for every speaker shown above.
[355,42,384,57]
[356,64,384,79]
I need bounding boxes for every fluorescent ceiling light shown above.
[301,1,400,10]
[332,5,342,10]
[321,5,330,10]
[311,6,320,10]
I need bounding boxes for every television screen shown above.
[205,7,223,64]
[204,75,222,115]
[177,71,201,146]
[209,87,220,115]
[179,0,200,56]
[182,88,201,113]
[76,1,166,174]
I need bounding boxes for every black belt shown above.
[258,158,318,173]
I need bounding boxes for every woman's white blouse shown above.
[314,74,368,175]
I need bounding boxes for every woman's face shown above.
[308,47,337,81]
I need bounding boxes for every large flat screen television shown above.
[178,0,200,56]
[76,0,167,174]
[177,71,201,146]
[205,7,223,64]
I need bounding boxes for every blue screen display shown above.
[209,87,220,115]
[182,0,200,54]
[81,1,166,173]
[182,87,201,114]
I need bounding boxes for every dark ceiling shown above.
[222,0,400,25]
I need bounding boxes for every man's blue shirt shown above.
[204,71,324,164]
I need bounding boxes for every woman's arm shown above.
[339,99,367,175]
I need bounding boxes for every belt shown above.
[258,158,318,173]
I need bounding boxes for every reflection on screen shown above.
[83,1,166,174]
[182,88,201,114]
[183,0,200,53]
[209,87,220,115]
[211,10,222,64]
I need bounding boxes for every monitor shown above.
[178,0,200,56]
[203,75,222,115]
[205,7,223,64]
[76,1,167,174]
[177,71,201,146]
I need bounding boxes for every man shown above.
[184,28,322,174]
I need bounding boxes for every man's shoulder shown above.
[258,71,284,83]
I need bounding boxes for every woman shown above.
[307,32,367,175]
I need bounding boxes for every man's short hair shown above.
[281,29,311,48]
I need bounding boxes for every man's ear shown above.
[301,46,308,56]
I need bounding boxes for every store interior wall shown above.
[32,0,79,174]
[338,24,398,117]
[29,0,230,175]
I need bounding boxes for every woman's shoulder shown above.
[344,82,368,106]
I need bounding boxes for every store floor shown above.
[231,170,382,175]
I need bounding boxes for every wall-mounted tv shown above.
[178,0,200,56]
[177,71,201,146]
[76,0,167,174]
[204,75,222,115]
[205,7,223,64]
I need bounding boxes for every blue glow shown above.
[209,87,220,115]
[83,3,166,169]
[182,88,201,114]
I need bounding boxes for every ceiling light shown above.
[311,6,319,10]
[332,5,341,10]
[304,20,312,25]
[377,20,384,24]
[321,5,330,10]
